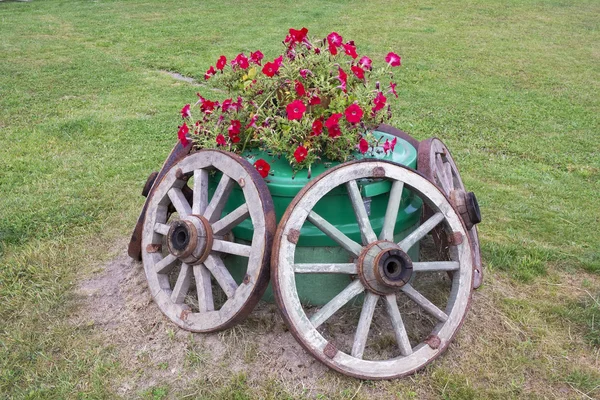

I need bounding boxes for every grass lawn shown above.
[1,0,599,398]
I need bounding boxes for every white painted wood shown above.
[379,180,404,241]
[154,254,178,275]
[171,263,192,304]
[211,203,249,236]
[412,261,459,272]
[204,254,238,298]
[402,284,448,322]
[351,292,379,359]
[310,280,365,328]
[193,264,214,312]
[384,294,412,356]
[154,222,171,236]
[168,187,192,218]
[203,174,234,223]
[346,180,377,245]
[398,212,444,251]
[192,168,209,215]
[294,263,357,274]
[307,211,363,256]
[212,239,252,258]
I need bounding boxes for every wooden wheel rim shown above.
[271,160,474,380]
[142,150,275,332]
[418,137,483,289]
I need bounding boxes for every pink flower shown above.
[358,138,368,154]
[262,61,279,77]
[289,27,308,43]
[385,52,401,67]
[309,95,321,106]
[359,56,372,70]
[294,145,308,163]
[200,98,218,114]
[286,100,306,120]
[204,66,216,80]
[327,32,343,47]
[232,96,243,111]
[295,80,306,97]
[351,65,364,80]
[228,120,241,136]
[383,137,398,153]
[250,50,264,65]
[245,114,258,129]
[216,56,227,71]
[344,103,363,125]
[178,123,189,147]
[325,113,343,129]
[342,42,358,59]
[216,134,226,146]
[372,92,387,113]
[274,55,284,66]
[311,118,323,136]
[221,98,233,112]
[299,69,311,79]
[328,43,338,56]
[254,159,270,178]
[233,53,249,69]
[328,124,341,138]
[389,82,398,98]
[337,67,348,92]
[181,104,191,119]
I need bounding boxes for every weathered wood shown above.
[154,222,170,236]
[351,292,379,359]
[294,263,357,274]
[154,254,178,275]
[212,239,252,258]
[412,261,459,272]
[204,254,238,298]
[384,294,412,356]
[167,187,192,218]
[192,168,209,215]
[398,212,444,251]
[310,280,365,328]
[379,180,404,241]
[203,174,234,222]
[193,264,214,312]
[212,203,249,236]
[346,180,377,245]
[402,284,448,322]
[171,263,192,304]
[307,211,363,256]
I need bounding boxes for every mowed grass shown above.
[0,0,599,398]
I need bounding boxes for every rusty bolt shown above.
[287,229,300,244]
[175,168,185,180]
[146,244,162,253]
[323,342,338,359]
[373,166,386,177]
[425,334,441,349]
[238,177,246,187]
[448,232,463,245]
[243,274,251,284]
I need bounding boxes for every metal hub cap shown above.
[358,241,413,295]
[166,215,213,265]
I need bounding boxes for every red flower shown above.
[385,52,401,67]
[289,27,308,43]
[295,80,306,97]
[228,119,241,136]
[181,104,191,119]
[351,65,365,80]
[327,124,342,138]
[178,123,189,147]
[309,95,321,106]
[327,32,343,47]
[262,61,279,77]
[311,118,323,136]
[200,98,218,114]
[221,98,233,112]
[325,113,343,129]
[383,137,398,153]
[245,114,258,129]
[216,55,227,71]
[250,50,264,65]
[358,138,368,154]
[337,67,348,92]
[216,134,226,146]
[233,53,249,69]
[294,145,308,163]
[299,69,311,79]
[204,66,216,80]
[232,96,243,111]
[345,103,363,125]
[274,55,284,66]
[372,92,387,113]
[389,82,398,98]
[342,42,358,59]
[328,43,338,56]
[286,100,306,120]
[253,159,270,178]
[359,56,372,70]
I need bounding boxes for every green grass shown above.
[1,0,599,398]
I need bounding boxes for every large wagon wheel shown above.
[418,138,483,289]
[141,150,275,332]
[271,160,474,379]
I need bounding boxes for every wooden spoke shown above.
[211,203,249,236]
[310,280,365,329]
[154,254,178,275]
[211,239,252,258]
[398,212,444,251]
[154,222,170,236]
[204,254,238,298]
[171,263,192,304]
[351,292,379,359]
[307,211,363,257]
[412,261,459,272]
[435,155,451,193]
[402,284,448,322]
[168,188,192,218]
[444,161,454,191]
[384,294,412,356]
[193,264,214,312]
[192,169,209,215]
[346,180,377,245]
[204,174,235,223]
[294,263,357,274]
[379,180,404,241]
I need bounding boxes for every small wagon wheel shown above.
[271,160,473,379]
[417,138,483,289]
[141,150,275,332]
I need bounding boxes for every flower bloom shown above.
[178,123,189,147]
[274,55,284,67]
[342,42,358,59]
[358,138,369,154]
[216,134,226,146]
[372,92,387,113]
[327,124,341,138]
[245,114,258,129]
[351,65,365,80]
[228,119,241,136]
[311,118,323,136]
[299,69,311,79]
[385,52,401,67]
[325,113,343,137]
[286,100,306,120]
[383,137,398,153]
[221,98,233,112]
[254,159,270,178]
[289,27,308,43]
[233,53,249,69]
[200,98,218,114]
[389,82,398,98]
[308,95,321,106]
[250,50,264,65]
[327,32,343,55]
[337,67,348,92]
[216,55,227,71]
[295,80,306,97]
[204,66,216,80]
[345,103,363,125]
[181,104,191,119]
[358,56,372,70]
[262,61,280,77]
[294,145,308,163]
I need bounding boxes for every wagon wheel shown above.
[417,138,483,289]
[141,150,275,332]
[271,160,473,379]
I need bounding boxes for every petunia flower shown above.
[344,103,363,125]
[327,124,342,138]
[294,145,308,163]
[383,137,398,153]
[372,92,387,113]
[308,95,321,106]
[311,118,323,136]
[204,66,216,80]
[286,100,306,120]
[250,50,264,65]
[295,80,306,97]
[389,82,398,98]
[262,61,280,77]
[216,134,226,146]
[337,67,348,92]
[351,65,365,80]
[253,159,270,178]
[181,104,191,119]
[274,55,284,67]
[200,98,218,114]
[245,114,258,129]
[177,123,189,147]
[342,42,358,59]
[325,113,343,128]
[221,98,233,112]
[299,69,312,79]
[228,120,241,136]
[358,56,372,70]
[216,56,227,71]
[233,53,250,69]
[289,27,308,43]
[385,52,401,67]
[327,32,343,47]
[358,138,369,154]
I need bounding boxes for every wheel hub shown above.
[449,190,481,230]
[358,241,413,295]
[166,215,213,265]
